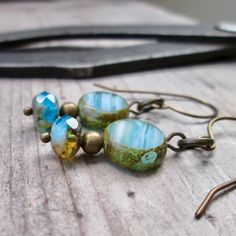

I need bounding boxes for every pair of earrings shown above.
[23,84,217,172]
[24,85,236,218]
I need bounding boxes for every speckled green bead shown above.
[78,91,129,130]
[104,119,167,172]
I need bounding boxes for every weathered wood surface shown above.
[0,1,235,236]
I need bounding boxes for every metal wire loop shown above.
[166,133,215,152]
[177,136,215,150]
[129,99,165,115]
[166,132,187,152]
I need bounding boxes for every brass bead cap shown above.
[82,131,104,154]
[60,102,79,118]
[23,107,33,116]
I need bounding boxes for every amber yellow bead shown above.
[60,102,79,118]
[51,116,82,159]
[82,131,103,154]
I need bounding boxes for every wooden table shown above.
[0,1,235,235]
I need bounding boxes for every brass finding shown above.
[128,99,165,115]
[94,83,218,119]
[82,131,103,154]
[40,132,51,143]
[165,116,236,218]
[166,116,236,152]
[60,102,79,118]
[166,133,214,152]
[23,107,33,116]
[206,116,236,150]
[194,116,236,219]
[195,178,236,219]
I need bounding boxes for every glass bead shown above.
[51,115,82,159]
[78,91,129,130]
[103,119,167,171]
[32,91,59,133]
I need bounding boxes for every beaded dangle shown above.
[23,88,218,171]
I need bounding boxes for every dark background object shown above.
[1,25,236,78]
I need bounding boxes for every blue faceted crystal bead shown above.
[51,115,82,159]
[32,91,59,133]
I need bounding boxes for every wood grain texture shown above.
[0,1,235,235]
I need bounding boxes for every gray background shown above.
[157,0,236,24]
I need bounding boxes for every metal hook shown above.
[195,178,236,219]
[195,116,236,219]
[206,116,236,150]
[94,83,218,119]
[166,132,187,152]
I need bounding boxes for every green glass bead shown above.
[78,91,129,130]
[104,119,167,171]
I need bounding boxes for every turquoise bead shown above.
[51,115,82,159]
[104,119,167,171]
[78,91,129,130]
[32,91,59,133]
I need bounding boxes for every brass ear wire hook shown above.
[194,116,236,219]
[195,178,236,219]
[94,83,218,119]
[205,116,236,150]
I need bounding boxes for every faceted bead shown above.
[78,91,129,130]
[103,119,167,171]
[32,91,59,133]
[51,115,82,159]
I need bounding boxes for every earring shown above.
[23,88,218,167]
[74,83,218,130]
